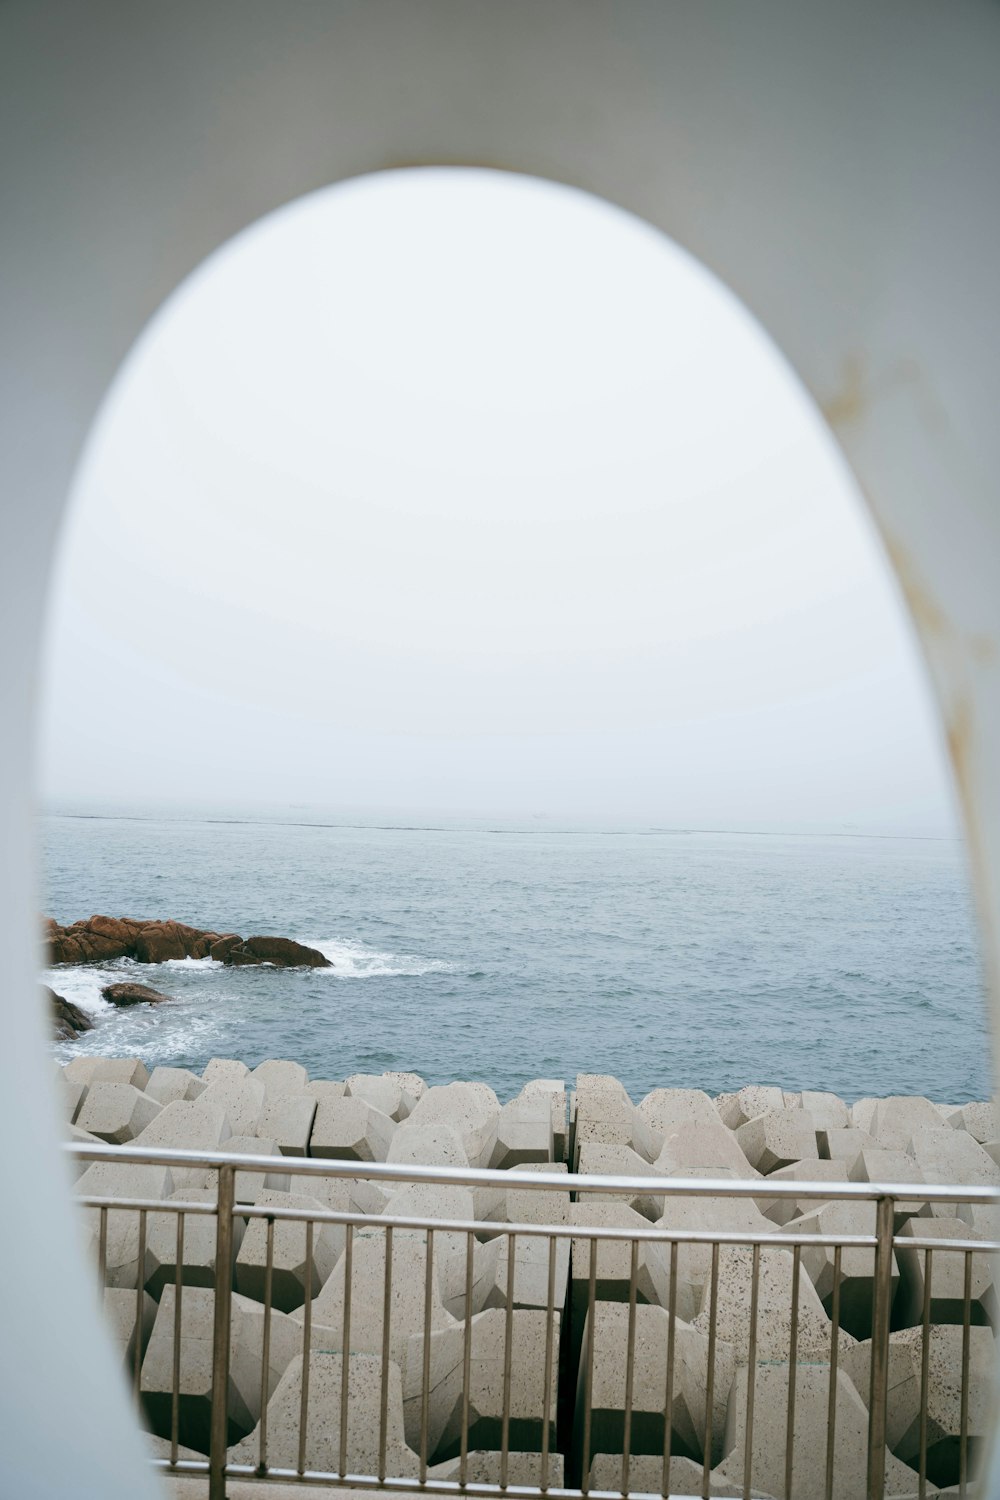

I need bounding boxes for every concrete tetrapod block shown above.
[692,1244,853,1365]
[225,1135,292,1200]
[59,1076,88,1123]
[655,1120,758,1178]
[849,1150,929,1221]
[297,1223,458,1366]
[64,1055,151,1089]
[141,1284,315,1454]
[132,1099,233,1189]
[255,1093,317,1157]
[229,1351,420,1478]
[504,1161,571,1227]
[406,1082,501,1167]
[198,1074,266,1138]
[145,1066,207,1107]
[756,1159,852,1225]
[346,1071,422,1121]
[480,1230,570,1315]
[909,1127,1000,1198]
[870,1096,947,1152]
[201,1058,250,1086]
[303,1078,347,1105]
[309,1096,396,1161]
[575,1302,736,1472]
[388,1120,468,1168]
[569,1202,676,1370]
[64,1123,104,1178]
[800,1090,851,1133]
[851,1098,880,1132]
[841,1325,997,1489]
[715,1362,920,1500]
[76,1081,162,1144]
[489,1096,554,1168]
[431,1450,565,1487]
[76,1161,176,1288]
[103,1285,156,1372]
[655,1176,777,1317]
[715,1085,785,1131]
[517,1079,568,1163]
[577,1143,664,1220]
[383,1182,500,1319]
[401,1307,559,1462]
[819,1127,877,1170]
[589,1453,765,1497]
[894,1217,998,1327]
[251,1058,309,1098]
[143,1187,246,1300]
[573,1073,657,1166]
[638,1087,720,1144]
[735,1108,819,1174]
[948,1100,999,1144]
[795,1200,896,1340]
[235,1189,342,1312]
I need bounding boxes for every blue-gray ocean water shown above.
[43,808,992,1104]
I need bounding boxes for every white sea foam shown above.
[160,955,223,970]
[43,966,118,1016]
[306,938,453,979]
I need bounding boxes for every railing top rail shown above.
[73,1189,1000,1252]
[63,1140,1000,1205]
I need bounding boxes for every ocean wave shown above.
[43,966,119,1016]
[159,955,223,970]
[306,938,454,979]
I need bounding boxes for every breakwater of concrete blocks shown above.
[60,1059,1000,1498]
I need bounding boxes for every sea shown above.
[43,806,993,1106]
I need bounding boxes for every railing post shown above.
[867,1194,895,1500]
[209,1162,236,1500]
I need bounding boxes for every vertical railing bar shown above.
[420,1228,435,1484]
[959,1249,972,1499]
[702,1241,719,1500]
[460,1229,474,1485]
[867,1194,895,1500]
[134,1208,147,1402]
[621,1237,639,1498]
[661,1241,678,1500]
[540,1234,557,1494]
[581,1231,598,1497]
[297,1219,314,1477]
[339,1223,354,1480]
[824,1244,842,1500]
[918,1248,932,1500]
[171,1211,186,1466]
[258,1215,275,1473]
[500,1231,516,1490]
[209,1163,236,1500]
[743,1242,761,1500]
[378,1224,393,1484]
[783,1243,800,1500]
[98,1205,109,1292]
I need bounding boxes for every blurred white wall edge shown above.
[0,3,998,1495]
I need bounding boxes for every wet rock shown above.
[45,913,331,968]
[101,981,173,1007]
[47,985,93,1040]
[225,935,330,968]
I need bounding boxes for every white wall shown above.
[1,3,998,1493]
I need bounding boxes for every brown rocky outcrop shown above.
[101,982,174,1007]
[223,934,330,968]
[46,916,330,969]
[46,985,94,1041]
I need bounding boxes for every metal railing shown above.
[69,1143,1000,1500]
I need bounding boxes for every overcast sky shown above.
[41,168,958,834]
